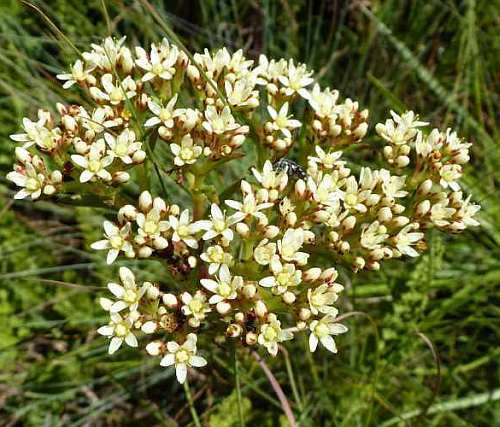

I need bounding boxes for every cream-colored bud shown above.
[370,249,384,261]
[342,216,356,230]
[393,204,406,214]
[354,256,366,269]
[254,300,267,317]
[275,139,288,151]
[339,241,350,253]
[187,64,200,81]
[328,231,339,242]
[236,222,250,237]
[226,323,242,337]
[265,225,280,239]
[138,246,153,258]
[392,216,410,227]
[312,119,323,132]
[383,145,393,158]
[153,197,167,213]
[62,115,77,132]
[245,332,258,345]
[366,194,381,206]
[234,312,245,323]
[299,308,311,321]
[419,179,433,195]
[304,267,321,282]
[378,207,393,222]
[118,204,137,221]
[282,292,296,304]
[257,188,269,203]
[139,191,153,211]
[158,126,173,140]
[15,147,31,163]
[74,139,88,154]
[188,318,200,328]
[295,179,306,197]
[396,155,410,168]
[162,293,178,308]
[243,284,257,299]
[146,341,163,356]
[113,171,130,183]
[267,83,278,95]
[43,185,56,195]
[296,321,307,330]
[152,237,168,250]
[286,212,297,226]
[188,256,197,268]
[416,200,431,216]
[368,261,380,271]
[133,150,146,163]
[51,170,62,183]
[216,301,232,315]
[141,321,157,334]
[353,122,368,139]
[231,134,246,147]
[146,284,159,299]
[169,204,180,216]
[321,267,338,282]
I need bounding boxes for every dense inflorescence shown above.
[7,37,480,384]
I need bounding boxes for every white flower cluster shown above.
[7,37,480,385]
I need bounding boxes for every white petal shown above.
[125,333,138,347]
[176,363,187,384]
[309,333,318,352]
[320,335,337,353]
[160,353,175,366]
[110,300,128,313]
[97,325,114,336]
[190,355,207,367]
[108,337,123,354]
[106,249,119,265]
[119,267,135,288]
[91,240,110,250]
[108,282,125,298]
[80,170,94,183]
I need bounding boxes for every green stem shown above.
[234,350,245,427]
[183,379,202,427]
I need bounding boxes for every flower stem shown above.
[234,350,245,427]
[183,379,202,427]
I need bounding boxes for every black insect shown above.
[273,158,308,180]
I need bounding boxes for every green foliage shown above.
[0,1,498,426]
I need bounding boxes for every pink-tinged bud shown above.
[368,261,380,271]
[342,216,356,230]
[321,267,338,282]
[133,150,146,163]
[139,191,152,211]
[282,292,296,304]
[153,197,167,212]
[255,300,267,317]
[378,207,393,222]
[299,308,311,321]
[419,179,433,195]
[146,341,163,356]
[245,332,258,345]
[15,147,31,163]
[370,249,384,261]
[265,225,280,239]
[416,200,431,216]
[304,267,321,282]
[162,293,178,309]
[226,323,242,337]
[392,216,410,227]
[113,171,130,184]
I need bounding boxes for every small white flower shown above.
[7,162,45,200]
[259,255,301,295]
[200,245,233,274]
[180,291,211,321]
[308,283,343,315]
[105,267,150,313]
[252,160,288,191]
[309,315,348,353]
[201,264,243,304]
[278,60,314,97]
[71,140,113,183]
[394,224,424,257]
[277,228,310,265]
[105,129,143,164]
[91,221,134,264]
[90,73,136,105]
[144,95,183,128]
[376,110,428,145]
[258,313,293,356]
[136,40,179,82]
[225,186,273,221]
[136,208,170,249]
[360,221,388,250]
[160,333,207,384]
[194,203,242,242]
[97,312,138,355]
[253,239,277,266]
[266,102,301,138]
[439,164,462,191]
[309,146,343,169]
[169,209,199,249]
[202,106,240,135]
[56,59,95,88]
[170,134,203,167]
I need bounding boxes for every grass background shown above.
[0,0,499,425]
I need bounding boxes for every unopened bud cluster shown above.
[7,37,480,385]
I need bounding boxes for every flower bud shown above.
[265,225,280,239]
[118,204,137,222]
[236,222,249,237]
[15,147,31,163]
[296,321,307,330]
[188,256,197,268]
[282,292,296,304]
[226,323,242,337]
[245,332,258,345]
[378,207,392,222]
[162,293,178,309]
[43,185,56,195]
[113,171,130,184]
[138,246,153,258]
[188,318,200,328]
[396,155,410,168]
[416,200,431,216]
[286,212,297,227]
[141,321,157,334]
[321,267,338,282]
[255,300,267,318]
[139,191,153,211]
[299,308,311,321]
[295,179,306,197]
[342,216,356,230]
[217,301,232,315]
[243,284,256,299]
[304,267,321,282]
[74,138,88,154]
[234,312,245,323]
[133,150,146,163]
[419,179,433,195]
[146,341,163,356]
[353,256,366,270]
[392,216,410,227]
[146,284,159,299]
